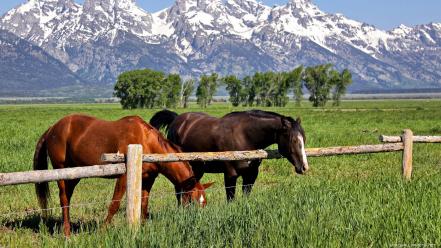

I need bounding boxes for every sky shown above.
[1,0,440,30]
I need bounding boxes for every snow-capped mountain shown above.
[1,0,440,95]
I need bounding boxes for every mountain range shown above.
[1,0,440,96]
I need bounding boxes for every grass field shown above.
[1,100,441,247]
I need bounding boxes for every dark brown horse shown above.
[150,109,309,201]
[33,114,212,237]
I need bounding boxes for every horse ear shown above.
[282,118,291,129]
[296,117,302,124]
[202,182,214,189]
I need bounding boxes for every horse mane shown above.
[157,134,184,153]
[224,110,295,123]
[153,125,184,152]
[224,110,304,138]
[139,118,184,153]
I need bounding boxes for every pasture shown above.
[1,100,441,247]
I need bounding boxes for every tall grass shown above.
[1,100,441,247]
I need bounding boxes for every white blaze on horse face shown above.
[199,195,205,205]
[298,135,309,171]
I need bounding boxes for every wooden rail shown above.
[101,143,404,163]
[380,135,441,143]
[0,163,126,186]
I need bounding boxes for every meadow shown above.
[1,100,441,247]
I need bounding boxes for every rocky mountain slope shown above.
[0,29,84,95]
[1,0,440,95]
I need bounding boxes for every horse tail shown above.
[33,127,52,213]
[150,109,178,132]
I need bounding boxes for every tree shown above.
[252,72,264,106]
[114,72,135,109]
[246,71,291,107]
[303,65,352,107]
[332,69,353,106]
[114,69,165,109]
[165,74,182,108]
[207,73,219,105]
[181,79,195,108]
[285,66,304,106]
[273,72,290,107]
[223,75,242,107]
[196,75,210,108]
[258,72,276,107]
[241,76,255,106]
[303,64,334,107]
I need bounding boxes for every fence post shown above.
[402,129,413,180]
[126,144,143,228]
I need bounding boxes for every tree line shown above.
[113,69,194,109]
[114,64,352,109]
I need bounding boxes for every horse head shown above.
[179,177,214,207]
[276,117,309,174]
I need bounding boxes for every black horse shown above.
[150,109,309,201]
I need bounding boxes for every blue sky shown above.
[1,0,440,30]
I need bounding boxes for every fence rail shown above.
[0,163,126,186]
[380,135,441,143]
[101,143,405,163]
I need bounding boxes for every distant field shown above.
[1,100,441,247]
[1,91,441,105]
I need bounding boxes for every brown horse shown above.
[33,114,212,237]
[150,109,309,201]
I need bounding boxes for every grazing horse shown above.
[150,109,309,201]
[33,114,212,237]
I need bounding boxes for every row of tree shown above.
[113,64,352,109]
[221,64,353,107]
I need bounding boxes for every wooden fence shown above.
[0,129,440,227]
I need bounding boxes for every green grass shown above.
[1,100,441,247]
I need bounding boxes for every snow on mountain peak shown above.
[26,0,75,4]
[288,0,312,6]
[79,0,153,44]
[83,0,137,12]
[390,24,413,37]
[173,0,198,12]
[287,0,316,11]
[1,0,81,45]
[225,0,270,25]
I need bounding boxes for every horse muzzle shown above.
[294,162,309,174]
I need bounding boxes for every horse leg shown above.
[242,163,260,196]
[224,162,238,201]
[104,175,127,224]
[57,178,79,237]
[141,174,157,220]
[224,173,238,202]
[174,183,182,206]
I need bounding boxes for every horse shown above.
[150,109,309,201]
[33,114,213,237]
